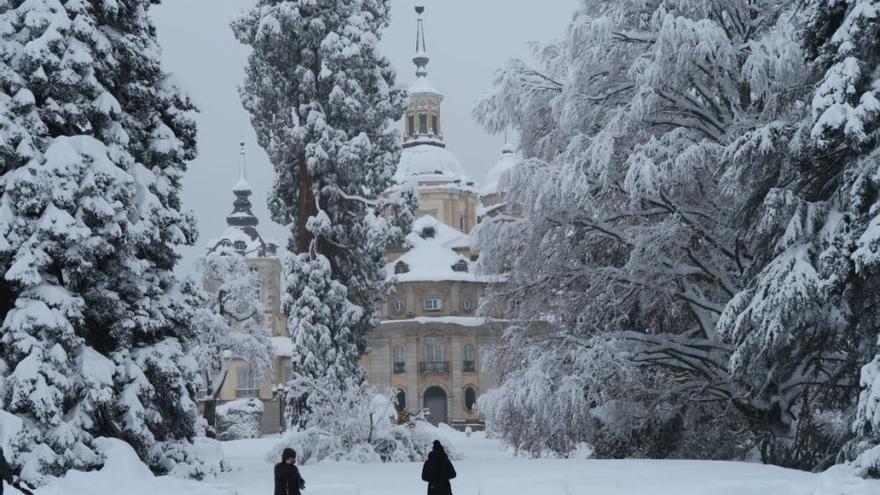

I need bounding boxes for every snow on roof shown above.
[411,215,470,250]
[410,76,440,95]
[395,143,470,183]
[233,177,251,193]
[271,336,293,357]
[480,146,518,196]
[205,226,278,259]
[388,216,483,283]
[380,316,488,327]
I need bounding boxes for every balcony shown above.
[463,361,476,373]
[420,361,450,374]
[393,362,406,374]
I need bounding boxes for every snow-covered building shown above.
[202,141,290,433]
[203,5,520,433]
[360,4,507,429]
[478,143,521,219]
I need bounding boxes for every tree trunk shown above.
[296,153,318,254]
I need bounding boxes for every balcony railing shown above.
[420,361,450,374]
[463,361,476,373]
[393,362,406,374]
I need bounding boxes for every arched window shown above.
[462,298,473,311]
[432,115,439,136]
[419,113,428,134]
[393,345,406,374]
[236,363,259,399]
[463,344,476,372]
[395,389,407,413]
[464,386,477,412]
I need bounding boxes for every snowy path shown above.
[15,430,880,495]
[212,432,880,495]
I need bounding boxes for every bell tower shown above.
[404,3,444,148]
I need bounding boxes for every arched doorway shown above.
[423,386,448,426]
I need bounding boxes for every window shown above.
[233,240,247,253]
[431,115,439,135]
[452,260,468,273]
[197,370,209,400]
[421,337,447,373]
[423,337,444,362]
[462,298,473,311]
[463,344,476,372]
[419,113,428,134]
[393,345,406,374]
[459,214,465,232]
[393,300,404,314]
[406,114,414,137]
[424,297,442,311]
[235,363,259,399]
[395,389,407,413]
[250,267,263,301]
[420,226,436,239]
[464,386,478,412]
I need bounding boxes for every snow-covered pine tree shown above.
[232,0,412,430]
[718,0,880,473]
[0,0,211,482]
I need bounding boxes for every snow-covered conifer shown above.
[232,0,412,431]
[0,0,208,482]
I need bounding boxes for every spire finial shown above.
[413,3,429,78]
[234,138,251,194]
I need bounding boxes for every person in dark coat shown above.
[274,448,305,495]
[0,450,14,495]
[421,440,457,495]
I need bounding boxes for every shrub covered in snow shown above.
[216,399,265,441]
[270,386,456,465]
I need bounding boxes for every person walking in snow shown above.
[0,450,10,495]
[274,448,305,495]
[421,440,457,495]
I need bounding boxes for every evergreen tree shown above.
[232,0,412,429]
[0,0,208,482]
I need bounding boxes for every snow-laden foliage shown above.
[192,254,273,395]
[0,0,212,483]
[474,0,880,473]
[270,384,456,464]
[232,0,415,439]
[216,399,264,441]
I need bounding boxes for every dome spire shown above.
[233,137,250,193]
[228,139,258,228]
[413,3,429,78]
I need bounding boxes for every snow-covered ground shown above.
[8,429,880,495]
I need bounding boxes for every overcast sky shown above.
[151,0,577,276]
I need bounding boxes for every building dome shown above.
[480,143,517,196]
[396,144,468,182]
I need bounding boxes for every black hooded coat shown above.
[421,442,456,495]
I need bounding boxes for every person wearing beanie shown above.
[274,448,305,495]
[421,440,457,495]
